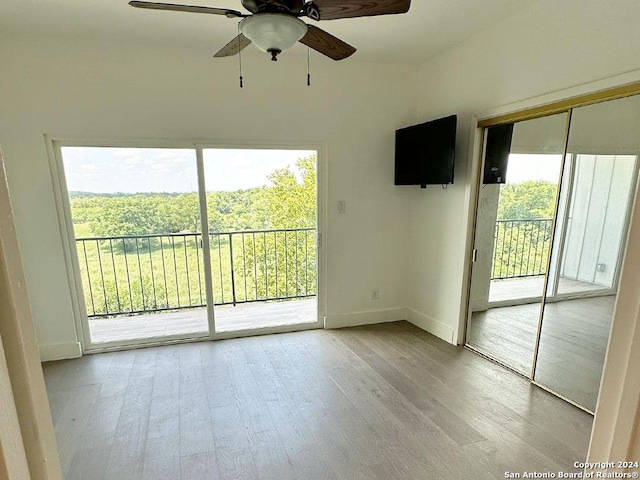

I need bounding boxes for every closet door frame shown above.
[463,81,640,413]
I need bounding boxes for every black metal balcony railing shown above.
[491,219,553,280]
[76,228,317,318]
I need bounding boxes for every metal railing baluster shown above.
[96,239,108,314]
[183,234,192,306]
[253,233,258,300]
[305,230,308,295]
[242,233,247,302]
[525,221,534,276]
[263,231,268,300]
[515,221,521,276]
[135,237,145,311]
[122,238,133,312]
[76,229,316,317]
[217,234,224,304]
[491,219,553,281]
[285,230,289,298]
[171,236,180,308]
[195,234,203,305]
[148,237,158,309]
[274,232,278,298]
[500,221,507,279]
[159,236,169,308]
[109,239,121,313]
[492,223,499,279]
[229,233,236,306]
[82,241,96,316]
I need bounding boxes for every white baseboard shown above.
[324,307,407,329]
[39,342,82,362]
[405,307,455,345]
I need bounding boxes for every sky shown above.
[505,154,563,184]
[61,147,561,194]
[61,147,317,193]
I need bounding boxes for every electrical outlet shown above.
[337,201,346,214]
[371,288,380,300]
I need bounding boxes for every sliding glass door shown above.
[547,152,636,299]
[60,147,209,345]
[56,144,320,348]
[201,148,318,334]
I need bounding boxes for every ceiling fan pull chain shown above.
[307,46,311,86]
[238,24,244,88]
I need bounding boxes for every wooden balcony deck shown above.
[489,276,605,303]
[88,297,317,344]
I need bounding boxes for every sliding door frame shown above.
[48,137,326,353]
[546,153,639,301]
[463,80,640,413]
[195,142,326,339]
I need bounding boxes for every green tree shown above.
[70,154,318,313]
[238,156,317,300]
[91,196,165,237]
[165,193,201,232]
[497,181,558,220]
[207,189,271,232]
[493,180,557,278]
[266,156,317,229]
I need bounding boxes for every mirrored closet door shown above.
[466,92,640,412]
[533,94,640,411]
[466,112,568,375]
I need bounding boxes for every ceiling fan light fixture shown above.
[240,13,308,59]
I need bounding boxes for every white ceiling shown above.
[0,0,535,64]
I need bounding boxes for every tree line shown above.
[493,180,558,279]
[72,157,318,316]
[70,156,317,238]
[497,180,558,220]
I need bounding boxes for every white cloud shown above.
[61,147,315,194]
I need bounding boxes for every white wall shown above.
[0,34,418,358]
[0,149,62,478]
[4,0,640,358]
[561,155,636,287]
[408,0,640,344]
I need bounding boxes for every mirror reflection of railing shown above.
[76,228,317,317]
[491,219,553,280]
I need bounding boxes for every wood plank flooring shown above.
[43,322,593,480]
[468,296,615,411]
[88,298,317,344]
[489,276,604,303]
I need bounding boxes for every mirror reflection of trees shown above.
[493,180,557,279]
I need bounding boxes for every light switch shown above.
[337,201,346,214]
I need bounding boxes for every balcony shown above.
[75,228,317,343]
[488,219,604,303]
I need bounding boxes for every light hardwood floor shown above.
[88,298,317,344]
[44,322,593,480]
[489,276,604,303]
[468,296,614,411]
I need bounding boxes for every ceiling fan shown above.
[129,0,411,62]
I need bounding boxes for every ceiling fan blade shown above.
[299,25,356,61]
[312,0,410,20]
[128,1,245,18]
[213,34,252,57]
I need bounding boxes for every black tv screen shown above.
[394,114,457,187]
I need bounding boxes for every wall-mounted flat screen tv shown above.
[394,114,457,187]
